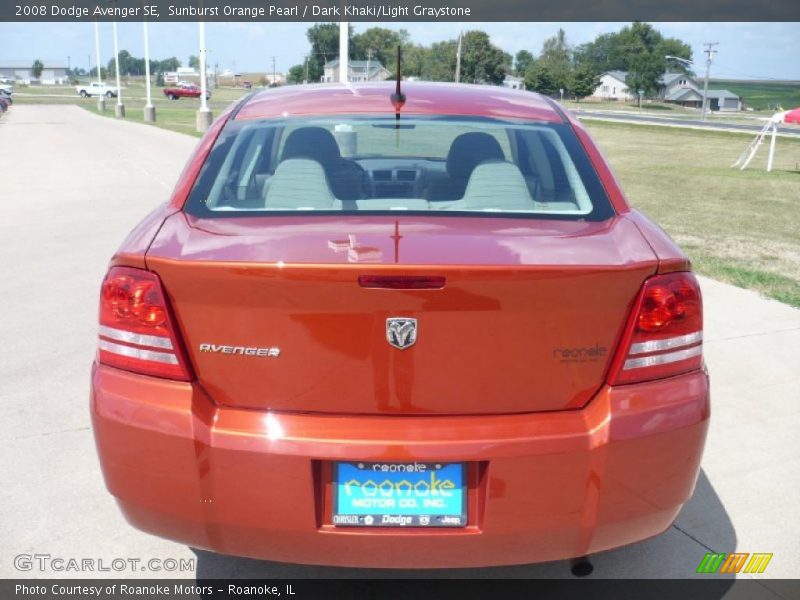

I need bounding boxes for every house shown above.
[592,70,742,111]
[503,75,524,90]
[593,71,633,101]
[264,73,285,86]
[0,59,69,84]
[321,59,391,83]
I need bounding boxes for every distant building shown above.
[594,71,633,101]
[592,70,742,111]
[0,59,69,84]
[703,89,743,112]
[503,75,524,90]
[322,59,391,83]
[264,73,286,86]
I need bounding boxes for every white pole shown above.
[93,21,102,84]
[339,22,348,83]
[196,22,212,132]
[767,123,777,172]
[199,22,208,111]
[143,20,155,122]
[112,20,125,117]
[455,32,462,83]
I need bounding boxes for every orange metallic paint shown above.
[92,83,709,566]
[92,363,708,567]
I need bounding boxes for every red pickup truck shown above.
[162,82,210,100]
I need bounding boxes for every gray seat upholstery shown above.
[461,161,533,211]
[263,159,337,210]
[281,127,365,200]
[426,132,506,201]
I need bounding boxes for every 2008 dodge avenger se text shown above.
[90,81,709,568]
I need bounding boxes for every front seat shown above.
[426,132,505,201]
[281,127,365,200]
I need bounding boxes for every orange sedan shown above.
[91,82,708,568]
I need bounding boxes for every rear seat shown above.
[263,159,340,210]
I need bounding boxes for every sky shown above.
[0,21,798,80]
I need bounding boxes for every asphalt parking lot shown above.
[1,105,798,590]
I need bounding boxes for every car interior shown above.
[197,118,595,215]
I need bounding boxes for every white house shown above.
[503,75,524,90]
[264,73,285,86]
[593,70,742,111]
[593,71,633,101]
[322,59,391,83]
[0,59,69,84]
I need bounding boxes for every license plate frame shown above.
[332,462,467,528]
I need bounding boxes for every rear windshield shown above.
[184,115,614,220]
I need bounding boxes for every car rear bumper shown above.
[91,363,709,568]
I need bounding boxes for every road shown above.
[1,105,799,588]
[572,108,800,138]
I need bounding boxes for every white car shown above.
[76,82,117,98]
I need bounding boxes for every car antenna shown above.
[390,45,406,138]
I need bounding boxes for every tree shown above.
[459,30,506,85]
[570,65,600,101]
[572,23,693,86]
[31,60,44,79]
[536,28,572,94]
[306,22,346,82]
[573,32,627,75]
[352,27,405,73]
[158,57,181,72]
[188,55,200,70]
[401,43,428,79]
[524,61,558,96]
[514,50,534,76]
[88,66,108,80]
[287,64,305,84]
[421,40,457,82]
[657,38,693,74]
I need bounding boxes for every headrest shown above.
[446,132,505,180]
[281,127,341,166]
[264,159,337,210]
[462,161,533,211]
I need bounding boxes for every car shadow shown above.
[192,470,735,587]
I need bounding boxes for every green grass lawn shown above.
[584,121,800,306]
[14,82,249,136]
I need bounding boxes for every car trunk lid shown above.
[146,213,657,414]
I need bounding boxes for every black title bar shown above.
[4,0,800,22]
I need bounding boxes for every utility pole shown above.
[366,49,372,82]
[455,32,462,83]
[271,56,276,87]
[701,42,718,122]
[304,55,309,84]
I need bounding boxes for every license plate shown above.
[333,462,466,527]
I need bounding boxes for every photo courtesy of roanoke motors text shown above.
[1,0,799,598]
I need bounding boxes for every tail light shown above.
[608,271,703,385]
[97,266,191,381]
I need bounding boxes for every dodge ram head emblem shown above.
[386,318,417,350]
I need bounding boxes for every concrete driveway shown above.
[1,106,798,590]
